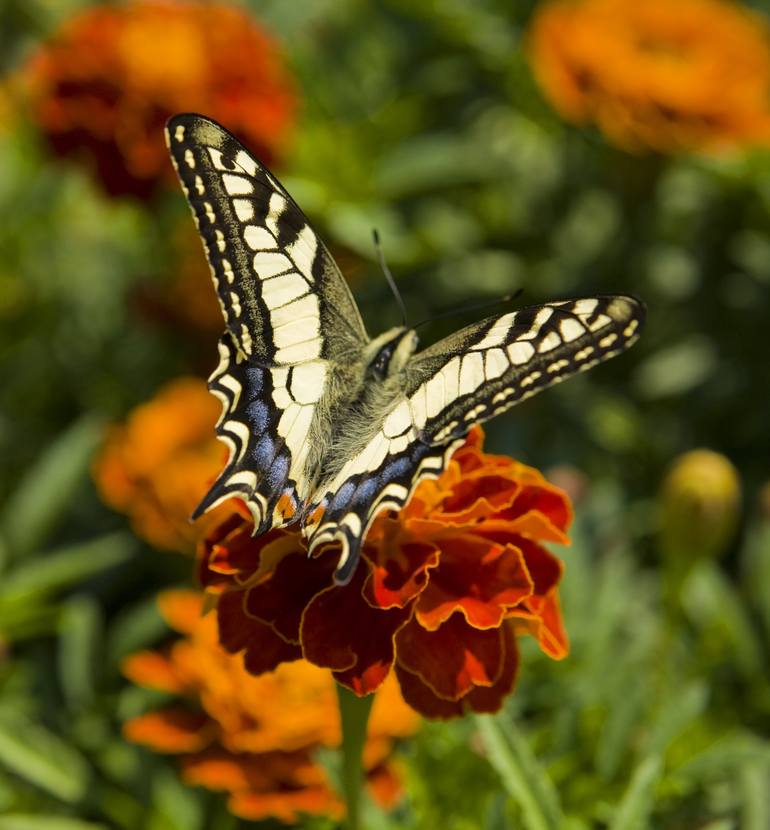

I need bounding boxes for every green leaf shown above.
[608,755,662,830]
[150,766,204,830]
[596,679,646,781]
[0,532,135,602]
[476,713,563,830]
[0,711,90,803]
[0,818,108,830]
[646,681,708,757]
[58,596,103,708]
[740,757,770,830]
[104,596,167,672]
[0,416,104,562]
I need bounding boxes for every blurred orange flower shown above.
[93,377,230,553]
[528,0,770,153]
[123,591,419,823]
[23,0,296,197]
[200,427,572,719]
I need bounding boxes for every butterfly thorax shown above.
[309,327,418,488]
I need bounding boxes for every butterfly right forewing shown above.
[305,295,644,583]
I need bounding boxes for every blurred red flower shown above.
[23,0,296,197]
[528,0,770,153]
[200,426,572,719]
[123,590,419,823]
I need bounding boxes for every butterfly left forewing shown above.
[306,295,644,583]
[166,114,368,532]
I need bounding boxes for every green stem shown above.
[336,683,374,830]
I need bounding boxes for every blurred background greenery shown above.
[0,0,769,828]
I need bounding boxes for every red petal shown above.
[301,566,411,695]
[394,662,463,718]
[394,622,520,718]
[463,623,519,713]
[416,536,533,631]
[217,591,302,674]
[510,483,572,533]
[243,537,336,642]
[395,616,505,700]
[365,528,440,610]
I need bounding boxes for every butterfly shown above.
[165,113,645,585]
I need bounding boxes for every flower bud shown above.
[659,449,741,562]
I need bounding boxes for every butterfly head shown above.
[365,327,419,380]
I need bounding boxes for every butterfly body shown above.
[166,114,645,584]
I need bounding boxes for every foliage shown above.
[1,0,768,827]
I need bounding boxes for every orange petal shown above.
[157,589,204,634]
[123,709,213,753]
[121,650,185,694]
[228,787,344,823]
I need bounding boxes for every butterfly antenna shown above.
[373,229,408,327]
[414,288,524,330]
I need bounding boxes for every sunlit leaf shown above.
[0,712,90,803]
[476,714,563,830]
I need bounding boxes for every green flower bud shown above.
[659,449,741,563]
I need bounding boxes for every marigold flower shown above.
[22,0,296,197]
[93,377,233,553]
[123,590,419,823]
[528,0,770,153]
[200,427,572,719]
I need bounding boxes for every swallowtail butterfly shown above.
[166,114,645,584]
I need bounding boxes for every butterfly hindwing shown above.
[306,296,644,583]
[166,114,367,529]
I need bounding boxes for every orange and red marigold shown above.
[200,426,572,719]
[528,0,770,154]
[21,0,296,197]
[124,590,419,823]
[95,378,573,719]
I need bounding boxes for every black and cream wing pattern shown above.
[166,114,645,584]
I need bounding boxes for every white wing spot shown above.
[234,150,257,176]
[183,149,195,169]
[233,199,254,222]
[266,193,287,236]
[270,293,319,328]
[275,339,322,364]
[262,273,309,309]
[425,372,446,418]
[459,352,484,396]
[222,173,253,196]
[229,292,242,317]
[560,318,584,342]
[254,252,293,279]
[484,348,508,380]
[287,225,318,282]
[244,225,277,251]
[383,401,412,438]
[472,313,515,351]
[507,341,535,365]
[174,124,185,142]
[290,362,327,405]
[538,330,562,352]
